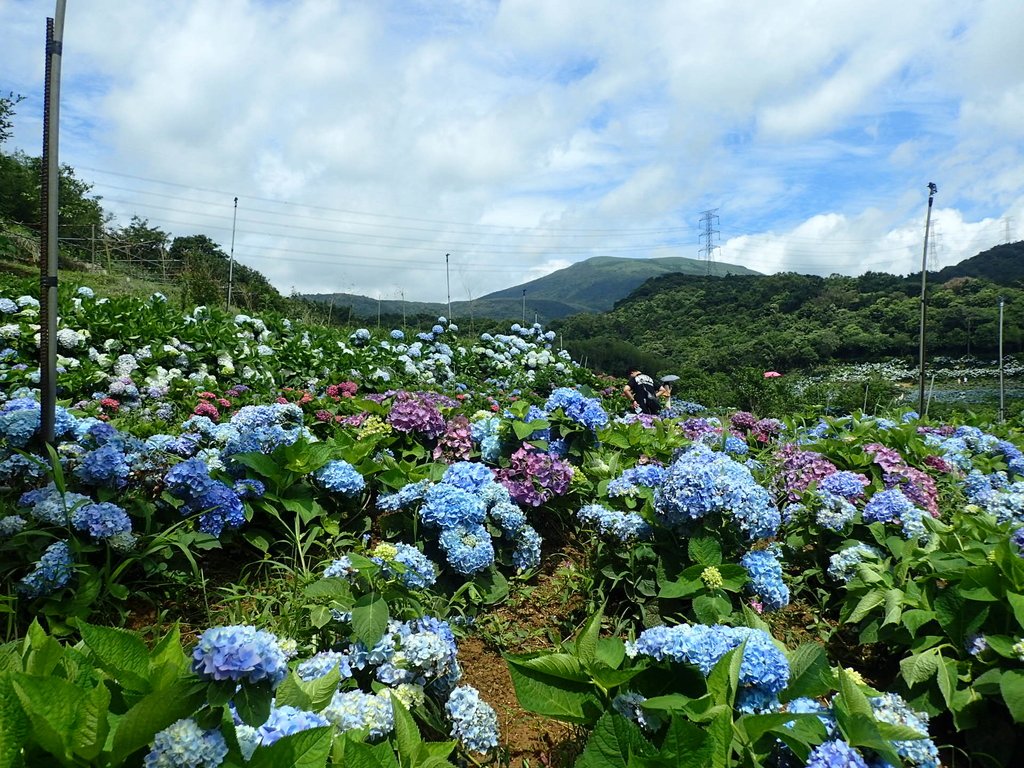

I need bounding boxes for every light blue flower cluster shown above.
[446,685,500,753]
[963,469,1024,525]
[869,692,940,768]
[863,488,928,540]
[740,548,790,611]
[297,650,354,682]
[0,514,27,538]
[442,461,496,493]
[20,483,91,526]
[314,459,365,496]
[827,543,882,582]
[233,704,328,759]
[722,435,749,456]
[819,470,868,500]
[626,624,789,704]
[544,387,609,430]
[191,625,289,687]
[376,479,431,512]
[369,616,462,693]
[71,501,132,540]
[654,445,780,540]
[470,415,502,464]
[607,465,667,497]
[144,718,227,768]
[577,503,652,542]
[804,739,868,768]
[18,540,74,598]
[374,542,438,589]
[323,690,394,739]
[814,491,857,532]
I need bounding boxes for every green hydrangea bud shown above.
[700,566,723,590]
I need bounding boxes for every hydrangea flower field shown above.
[2,277,1023,767]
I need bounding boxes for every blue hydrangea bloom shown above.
[805,740,868,768]
[607,465,667,497]
[376,542,438,589]
[654,445,780,540]
[869,692,940,768]
[439,523,494,574]
[18,540,74,598]
[420,484,486,529]
[0,514,27,538]
[827,543,881,581]
[442,461,495,493]
[314,459,365,496]
[740,548,790,611]
[577,503,652,542]
[819,470,868,500]
[144,718,228,768]
[297,650,354,682]
[184,482,246,537]
[446,686,499,753]
[233,478,266,499]
[512,525,542,572]
[191,625,288,687]
[611,691,662,732]
[323,690,394,739]
[0,398,41,447]
[71,501,132,540]
[544,387,609,430]
[74,443,130,488]
[164,458,217,498]
[238,704,329,754]
[815,491,857,532]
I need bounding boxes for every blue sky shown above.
[1,0,1022,302]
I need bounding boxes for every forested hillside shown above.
[556,262,1023,375]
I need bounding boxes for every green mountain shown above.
[303,255,758,323]
[556,241,1024,377]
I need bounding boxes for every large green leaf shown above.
[899,651,939,688]
[575,608,603,667]
[0,674,29,768]
[688,537,723,567]
[657,715,712,766]
[781,643,832,703]
[78,622,152,692]
[72,680,110,761]
[352,592,389,649]
[23,619,63,677]
[847,588,887,623]
[11,673,82,765]
[248,727,333,768]
[506,656,603,725]
[576,712,652,768]
[510,653,590,683]
[110,681,206,764]
[1000,669,1024,722]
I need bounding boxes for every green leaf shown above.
[510,653,590,683]
[688,537,722,567]
[72,679,110,761]
[506,656,603,725]
[847,588,886,623]
[596,637,626,670]
[782,644,832,703]
[110,681,206,764]
[472,568,509,604]
[352,592,389,649]
[1000,669,1024,723]
[900,609,935,634]
[0,674,29,768]
[390,695,420,762]
[248,726,333,768]
[1007,592,1024,628]
[900,651,939,688]
[304,578,353,602]
[936,656,956,709]
[576,608,603,667]
[12,673,82,764]
[693,595,732,625]
[78,622,152,692]
[235,681,275,728]
[23,619,63,676]
[576,712,652,768]
[882,588,903,627]
[656,715,711,765]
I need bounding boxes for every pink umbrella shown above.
[763,371,782,378]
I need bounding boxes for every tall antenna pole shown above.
[227,196,238,309]
[918,182,938,415]
[445,253,451,320]
[39,0,67,445]
[522,289,526,324]
[698,209,720,275]
[999,296,1005,422]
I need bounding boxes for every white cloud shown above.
[1,0,1021,303]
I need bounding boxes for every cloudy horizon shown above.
[2,0,1021,303]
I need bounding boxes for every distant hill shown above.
[933,240,1024,285]
[303,255,758,323]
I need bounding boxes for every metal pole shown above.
[917,182,937,414]
[39,1,67,446]
[522,289,526,324]
[445,253,451,321]
[227,196,238,310]
[999,296,1005,422]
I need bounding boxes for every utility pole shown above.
[521,289,526,324]
[227,196,238,310]
[999,296,1005,422]
[445,253,451,321]
[918,182,938,415]
[39,0,67,445]
[698,209,720,276]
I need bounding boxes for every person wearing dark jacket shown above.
[624,369,660,415]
